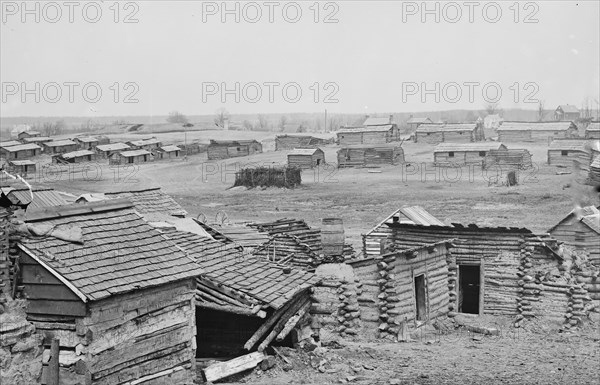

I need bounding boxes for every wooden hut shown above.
[287,148,325,169]
[17,130,41,140]
[585,122,600,139]
[110,149,152,165]
[14,199,203,384]
[42,139,78,154]
[547,140,591,166]
[0,140,22,148]
[588,152,600,186]
[554,105,580,121]
[498,122,578,142]
[0,143,42,160]
[433,142,507,166]
[20,136,52,145]
[336,126,399,145]
[362,206,448,259]
[548,206,600,266]
[484,148,533,170]
[275,135,332,151]
[415,123,483,144]
[95,142,130,159]
[348,241,453,339]
[154,145,182,159]
[337,144,404,168]
[126,137,162,151]
[74,136,99,150]
[207,140,263,160]
[54,149,97,164]
[8,160,36,176]
[406,117,433,131]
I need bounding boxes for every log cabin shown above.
[585,122,600,139]
[362,206,448,260]
[275,135,332,151]
[17,130,41,140]
[13,199,203,385]
[547,140,592,166]
[21,136,53,146]
[287,148,325,169]
[337,144,404,168]
[336,126,399,145]
[548,206,600,266]
[53,150,97,164]
[483,149,533,170]
[126,137,162,151]
[8,160,36,177]
[110,149,153,165]
[94,143,130,159]
[0,143,42,160]
[42,140,79,155]
[207,140,263,160]
[433,142,507,167]
[415,123,484,144]
[154,145,182,159]
[73,137,99,151]
[158,228,321,357]
[497,122,578,143]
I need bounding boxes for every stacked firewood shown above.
[376,255,400,340]
[336,278,361,337]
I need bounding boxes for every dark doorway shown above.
[414,274,426,321]
[459,265,480,314]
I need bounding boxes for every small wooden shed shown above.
[287,148,325,169]
[415,123,484,144]
[95,142,130,158]
[547,140,591,166]
[16,199,203,384]
[42,139,79,154]
[585,122,600,139]
[154,145,182,159]
[548,206,600,266]
[8,160,36,176]
[275,135,332,151]
[0,143,42,160]
[54,149,97,164]
[433,142,507,166]
[207,140,263,160]
[337,144,404,168]
[17,130,41,140]
[127,137,162,151]
[336,126,399,145]
[111,149,153,165]
[74,136,99,150]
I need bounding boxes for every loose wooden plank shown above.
[203,352,265,383]
[276,301,311,342]
[257,297,311,352]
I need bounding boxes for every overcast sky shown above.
[1,0,599,117]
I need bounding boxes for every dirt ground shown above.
[223,317,600,385]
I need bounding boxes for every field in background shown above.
[28,131,599,253]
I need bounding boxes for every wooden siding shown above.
[287,153,324,169]
[550,220,600,266]
[207,143,263,160]
[337,147,404,168]
[416,132,444,144]
[0,148,41,159]
[434,150,488,166]
[498,130,532,142]
[547,149,589,166]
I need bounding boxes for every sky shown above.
[1,0,599,117]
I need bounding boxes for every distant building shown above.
[111,149,153,165]
[207,140,263,160]
[585,122,600,139]
[287,148,325,169]
[127,137,162,151]
[53,149,97,164]
[555,105,580,121]
[337,144,404,168]
[548,206,600,265]
[96,142,131,158]
[547,140,594,166]
[406,117,433,130]
[74,136,100,150]
[275,135,332,151]
[337,125,400,145]
[433,142,508,166]
[415,123,484,144]
[10,124,31,138]
[8,160,36,176]
[42,139,78,154]
[20,136,52,145]
[17,130,41,140]
[154,145,182,159]
[0,143,42,160]
[497,122,578,142]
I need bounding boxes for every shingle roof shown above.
[21,137,52,143]
[364,117,393,126]
[44,140,77,147]
[104,187,187,217]
[498,122,575,131]
[434,142,506,153]
[20,200,203,302]
[548,140,591,151]
[162,229,319,310]
[337,125,394,134]
[416,123,476,133]
[1,143,41,152]
[96,143,130,152]
[548,206,600,235]
[586,122,600,132]
[61,150,95,160]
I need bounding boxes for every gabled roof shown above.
[3,187,67,209]
[407,117,432,124]
[74,136,99,143]
[128,138,161,147]
[498,122,575,131]
[61,150,95,160]
[0,140,23,148]
[548,140,591,151]
[337,125,394,134]
[119,149,152,157]
[365,206,449,237]
[548,206,600,235]
[19,130,41,136]
[557,105,579,114]
[434,142,506,153]
[1,143,41,152]
[158,145,181,152]
[104,187,187,217]
[288,148,322,156]
[586,122,600,132]
[364,117,393,126]
[21,136,52,143]
[44,139,77,147]
[20,200,203,302]
[162,229,319,310]
[209,139,261,146]
[416,123,476,133]
[96,143,130,152]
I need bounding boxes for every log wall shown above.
[549,221,600,266]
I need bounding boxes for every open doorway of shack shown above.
[414,274,426,321]
[458,265,480,314]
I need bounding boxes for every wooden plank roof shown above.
[119,149,151,157]
[44,139,77,147]
[364,206,449,237]
[1,143,41,152]
[337,125,394,134]
[416,123,476,133]
[498,122,575,131]
[434,142,506,153]
[5,188,67,209]
[288,148,322,156]
[548,140,591,151]
[20,200,203,302]
[96,143,130,152]
[586,122,600,132]
[105,187,187,217]
[0,140,23,148]
[61,150,95,159]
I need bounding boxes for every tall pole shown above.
[324,109,327,132]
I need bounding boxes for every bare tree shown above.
[537,100,546,122]
[242,120,254,131]
[214,108,230,128]
[278,116,288,132]
[256,114,269,131]
[485,102,500,115]
[167,111,189,124]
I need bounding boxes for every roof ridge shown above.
[25,198,134,222]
